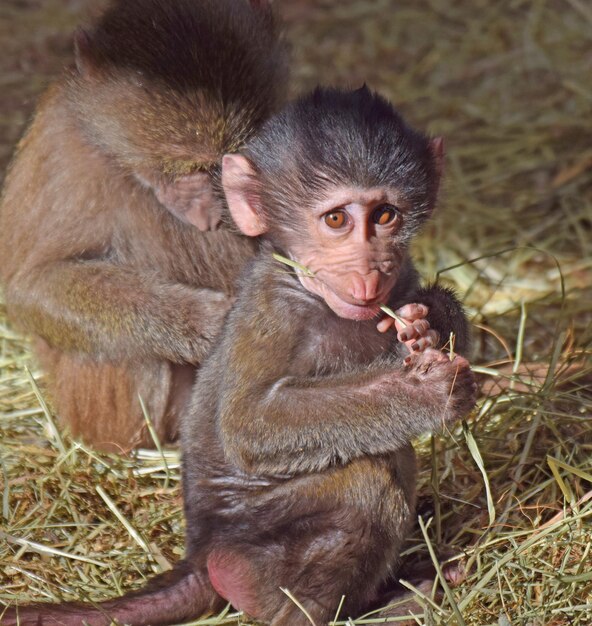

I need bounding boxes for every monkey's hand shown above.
[154,172,224,231]
[377,303,439,353]
[180,289,235,362]
[404,348,477,424]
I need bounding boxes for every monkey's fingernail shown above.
[404,356,412,366]
[411,342,420,351]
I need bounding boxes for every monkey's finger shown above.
[395,303,428,321]
[377,316,396,333]
[397,318,430,343]
[409,330,439,353]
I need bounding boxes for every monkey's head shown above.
[222,86,443,321]
[65,0,286,228]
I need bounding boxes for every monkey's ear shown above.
[152,172,223,232]
[222,154,267,237]
[430,137,445,180]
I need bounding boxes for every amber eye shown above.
[324,210,347,229]
[372,205,399,226]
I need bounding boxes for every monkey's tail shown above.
[1,560,223,626]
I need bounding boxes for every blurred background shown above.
[1,1,591,624]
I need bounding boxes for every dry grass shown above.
[1,0,592,624]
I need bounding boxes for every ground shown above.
[0,1,591,625]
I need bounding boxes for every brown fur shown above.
[0,0,287,450]
[1,87,476,626]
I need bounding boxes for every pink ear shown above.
[221,154,267,237]
[152,171,222,232]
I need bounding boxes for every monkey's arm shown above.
[6,260,229,363]
[218,308,474,475]
[220,353,473,475]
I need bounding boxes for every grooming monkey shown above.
[0,0,286,451]
[2,87,477,626]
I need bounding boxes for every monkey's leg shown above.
[36,340,195,451]
[370,580,436,625]
[207,535,352,626]
[245,522,391,626]
[2,561,224,626]
[209,455,416,625]
[268,599,334,626]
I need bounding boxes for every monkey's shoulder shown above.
[231,254,321,325]
[216,255,316,372]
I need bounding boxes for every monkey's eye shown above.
[324,210,347,229]
[372,205,399,226]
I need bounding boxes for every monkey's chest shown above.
[303,321,396,374]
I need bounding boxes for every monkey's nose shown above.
[347,271,381,304]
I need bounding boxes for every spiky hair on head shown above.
[243,86,440,223]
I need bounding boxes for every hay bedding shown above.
[1,1,591,623]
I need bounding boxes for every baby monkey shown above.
[3,87,476,626]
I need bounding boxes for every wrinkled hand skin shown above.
[183,290,236,363]
[377,302,439,352]
[403,348,478,424]
[155,172,224,231]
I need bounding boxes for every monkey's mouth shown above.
[322,287,383,321]
[298,273,390,321]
